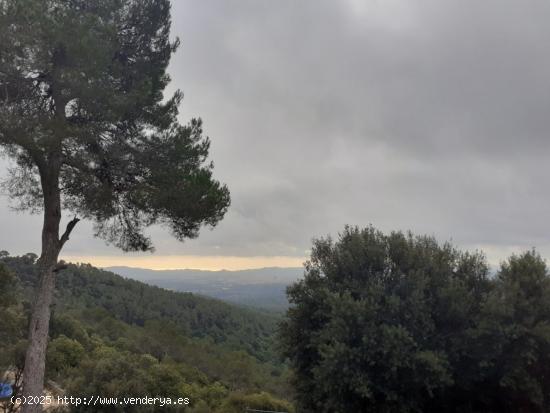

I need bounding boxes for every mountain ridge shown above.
[104,265,303,284]
[105,266,303,311]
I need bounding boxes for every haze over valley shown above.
[106,266,303,311]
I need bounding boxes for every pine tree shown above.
[0,1,230,410]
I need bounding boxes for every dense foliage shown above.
[280,226,550,413]
[0,0,230,251]
[0,255,292,412]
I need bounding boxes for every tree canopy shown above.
[0,0,230,251]
[280,226,550,413]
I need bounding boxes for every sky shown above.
[1,0,550,270]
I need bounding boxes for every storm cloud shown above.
[1,0,550,266]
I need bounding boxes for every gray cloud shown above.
[2,0,550,264]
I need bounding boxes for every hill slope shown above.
[0,254,294,412]
[5,256,281,362]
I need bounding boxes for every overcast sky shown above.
[2,0,550,269]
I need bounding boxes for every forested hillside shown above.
[0,253,294,413]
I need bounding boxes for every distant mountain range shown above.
[105,266,303,311]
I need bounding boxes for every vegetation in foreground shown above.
[0,253,293,413]
[280,226,550,413]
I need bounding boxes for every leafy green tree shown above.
[68,346,151,412]
[46,335,85,380]
[49,314,90,347]
[0,0,230,408]
[215,392,294,413]
[182,381,228,411]
[471,251,550,412]
[280,226,492,413]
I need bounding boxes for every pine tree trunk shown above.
[20,166,62,413]
[20,261,57,413]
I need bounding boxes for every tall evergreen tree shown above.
[0,1,230,410]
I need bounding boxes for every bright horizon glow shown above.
[59,254,306,271]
